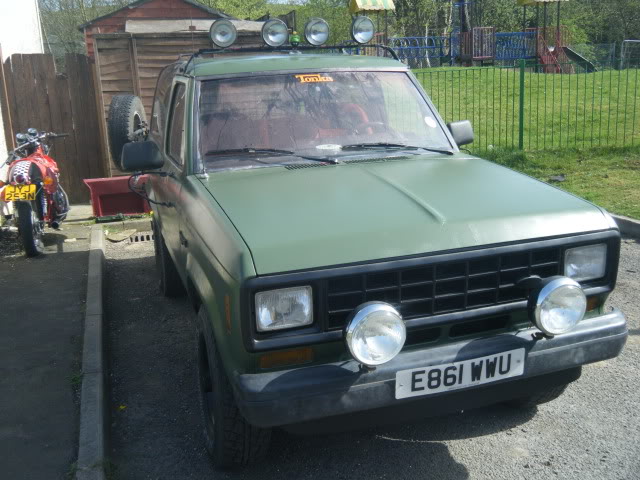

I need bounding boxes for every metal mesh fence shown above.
[620,41,640,70]
[414,61,640,151]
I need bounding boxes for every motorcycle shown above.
[1,128,70,256]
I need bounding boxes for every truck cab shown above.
[111,17,627,468]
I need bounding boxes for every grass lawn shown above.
[412,66,640,152]
[482,146,640,220]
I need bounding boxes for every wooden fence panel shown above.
[0,53,108,203]
[0,46,15,151]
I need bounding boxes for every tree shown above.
[394,0,453,37]
[195,0,268,20]
[39,0,131,58]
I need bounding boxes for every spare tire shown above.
[107,94,147,170]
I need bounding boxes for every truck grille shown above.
[325,246,562,329]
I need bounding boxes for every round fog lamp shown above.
[345,302,406,367]
[534,277,586,336]
[262,19,289,47]
[209,19,237,48]
[304,18,329,46]
[351,16,375,44]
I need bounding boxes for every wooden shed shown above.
[94,24,263,115]
[80,0,231,59]
[85,1,265,176]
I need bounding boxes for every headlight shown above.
[209,19,237,48]
[533,277,586,336]
[345,302,406,367]
[304,18,329,46]
[255,286,313,332]
[351,16,375,44]
[262,18,289,47]
[564,244,607,282]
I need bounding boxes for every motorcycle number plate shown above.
[4,184,36,201]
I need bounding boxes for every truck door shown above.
[156,80,188,271]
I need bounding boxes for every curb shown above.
[612,214,640,239]
[103,218,153,234]
[76,225,107,480]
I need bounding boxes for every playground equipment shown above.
[451,1,497,64]
[518,0,575,73]
[495,31,537,62]
[387,36,451,68]
[389,0,603,73]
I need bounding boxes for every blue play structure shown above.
[495,31,537,61]
[390,31,538,67]
[387,36,452,67]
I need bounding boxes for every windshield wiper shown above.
[341,143,454,155]
[204,148,296,156]
[204,148,339,164]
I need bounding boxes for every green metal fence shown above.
[413,60,640,151]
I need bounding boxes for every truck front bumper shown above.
[232,309,627,428]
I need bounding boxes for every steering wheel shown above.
[340,103,369,123]
[354,121,388,135]
[339,103,375,134]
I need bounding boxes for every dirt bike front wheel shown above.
[15,201,44,257]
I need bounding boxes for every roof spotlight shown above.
[209,19,237,48]
[304,18,329,46]
[262,18,289,47]
[351,16,375,44]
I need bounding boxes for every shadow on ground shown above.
[106,246,538,480]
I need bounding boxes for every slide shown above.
[563,47,598,72]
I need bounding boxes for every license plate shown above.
[395,348,525,400]
[4,184,36,201]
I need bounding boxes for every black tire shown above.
[107,94,147,170]
[196,307,271,468]
[152,219,185,297]
[16,201,44,257]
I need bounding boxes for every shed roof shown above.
[79,0,232,30]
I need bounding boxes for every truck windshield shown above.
[197,71,451,170]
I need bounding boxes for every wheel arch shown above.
[186,250,252,376]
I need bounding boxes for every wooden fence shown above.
[0,53,108,203]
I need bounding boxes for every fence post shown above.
[518,58,526,150]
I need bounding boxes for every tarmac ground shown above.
[0,206,93,479]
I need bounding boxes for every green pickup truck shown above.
[109,17,627,468]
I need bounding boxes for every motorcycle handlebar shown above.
[5,132,66,160]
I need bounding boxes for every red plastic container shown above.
[83,175,151,218]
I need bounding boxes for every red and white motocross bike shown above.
[1,129,70,256]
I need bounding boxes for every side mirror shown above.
[447,120,474,147]
[120,141,164,172]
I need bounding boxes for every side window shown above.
[167,83,187,165]
[149,65,176,139]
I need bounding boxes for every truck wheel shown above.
[107,94,147,170]
[16,201,44,257]
[196,307,271,467]
[152,219,185,297]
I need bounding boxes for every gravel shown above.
[106,237,640,480]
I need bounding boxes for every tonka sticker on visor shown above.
[295,74,334,83]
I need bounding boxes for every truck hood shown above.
[201,155,610,275]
